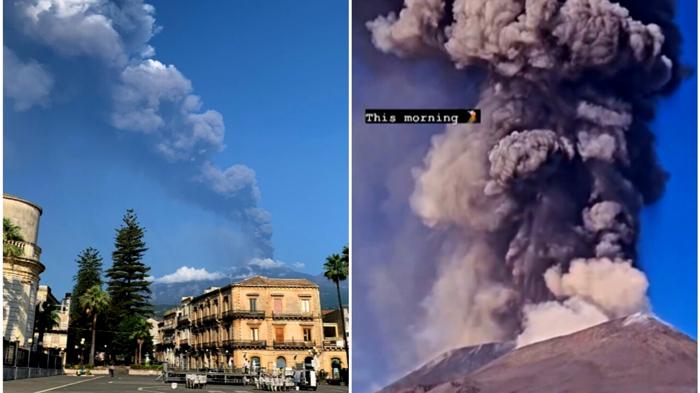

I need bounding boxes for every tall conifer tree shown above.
[106,209,152,318]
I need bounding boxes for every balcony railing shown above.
[272,312,315,321]
[323,339,345,349]
[201,315,216,324]
[273,340,315,350]
[224,310,265,320]
[223,340,267,349]
[3,240,42,261]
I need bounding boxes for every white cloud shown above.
[247,258,304,270]
[4,47,54,111]
[153,266,225,284]
[248,258,286,269]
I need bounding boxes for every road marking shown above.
[33,376,104,393]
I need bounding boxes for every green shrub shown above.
[130,364,163,370]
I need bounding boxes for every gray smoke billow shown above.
[6,0,273,258]
[368,0,684,354]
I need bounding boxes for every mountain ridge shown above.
[379,313,697,393]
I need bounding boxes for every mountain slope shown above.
[150,264,348,310]
[382,314,697,393]
[379,342,515,393]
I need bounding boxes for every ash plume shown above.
[5,0,273,258]
[368,0,684,355]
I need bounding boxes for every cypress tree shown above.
[106,209,152,318]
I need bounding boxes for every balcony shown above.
[201,315,216,324]
[323,339,345,349]
[224,310,265,320]
[272,312,315,321]
[177,316,190,326]
[223,339,267,349]
[273,340,315,350]
[3,240,42,261]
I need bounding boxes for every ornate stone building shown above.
[38,290,71,362]
[158,276,347,374]
[3,195,45,348]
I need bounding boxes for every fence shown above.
[3,339,64,380]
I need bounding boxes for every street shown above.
[3,375,350,393]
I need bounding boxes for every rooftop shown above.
[233,275,318,288]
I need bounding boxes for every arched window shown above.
[251,356,261,371]
[276,356,286,369]
[331,358,341,378]
[304,356,313,370]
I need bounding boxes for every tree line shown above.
[67,209,153,366]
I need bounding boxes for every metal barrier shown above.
[3,339,64,380]
[163,368,255,385]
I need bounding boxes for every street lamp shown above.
[80,338,86,365]
[27,338,34,377]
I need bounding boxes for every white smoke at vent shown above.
[517,257,649,347]
[516,297,608,348]
[545,258,649,317]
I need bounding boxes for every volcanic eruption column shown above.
[367,0,683,351]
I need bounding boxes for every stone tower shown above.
[3,194,45,348]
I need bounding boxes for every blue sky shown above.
[4,0,348,297]
[638,0,697,337]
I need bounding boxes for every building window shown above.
[303,328,312,341]
[249,297,257,311]
[223,296,229,311]
[301,298,310,313]
[251,327,259,341]
[275,326,284,343]
[251,356,261,371]
[276,356,286,369]
[323,326,337,338]
[273,297,283,314]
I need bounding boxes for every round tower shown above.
[3,194,45,348]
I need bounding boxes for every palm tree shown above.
[129,318,151,365]
[34,301,60,349]
[79,285,110,366]
[324,249,349,362]
[3,218,24,257]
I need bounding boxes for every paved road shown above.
[4,375,349,393]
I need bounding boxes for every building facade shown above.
[3,195,45,348]
[157,276,347,375]
[174,296,192,368]
[41,293,71,363]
